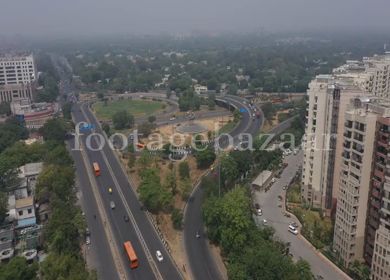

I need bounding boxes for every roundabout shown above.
[175,122,208,134]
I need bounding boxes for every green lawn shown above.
[286,184,301,203]
[219,121,236,134]
[92,99,169,119]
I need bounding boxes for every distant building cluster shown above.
[1,162,45,263]
[301,52,390,276]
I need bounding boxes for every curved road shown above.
[183,96,263,280]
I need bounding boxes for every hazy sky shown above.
[1,0,390,36]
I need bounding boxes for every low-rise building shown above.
[194,84,208,93]
[15,197,35,229]
[11,99,54,120]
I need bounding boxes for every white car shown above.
[170,117,175,121]
[257,208,262,216]
[86,236,91,245]
[156,250,163,262]
[110,201,115,209]
[262,219,267,226]
[288,225,298,235]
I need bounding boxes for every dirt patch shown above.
[262,109,293,132]
[141,115,233,148]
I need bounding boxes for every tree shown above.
[239,79,248,89]
[208,130,212,140]
[165,171,177,194]
[190,96,201,110]
[97,91,104,99]
[233,109,241,122]
[166,89,172,99]
[138,121,155,137]
[0,256,38,280]
[215,85,221,93]
[171,208,183,229]
[139,168,161,211]
[62,93,68,101]
[168,162,174,171]
[112,110,134,130]
[228,85,237,95]
[249,86,256,95]
[208,99,216,110]
[127,153,136,170]
[137,148,152,170]
[179,100,190,111]
[220,154,238,182]
[0,102,11,116]
[179,162,190,180]
[127,143,135,153]
[196,146,216,168]
[160,188,174,213]
[207,77,219,90]
[148,115,156,124]
[46,145,74,167]
[102,123,110,135]
[162,104,167,111]
[230,150,253,174]
[180,178,192,200]
[62,102,72,119]
[40,118,68,142]
[0,191,8,224]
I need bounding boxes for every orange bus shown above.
[93,163,101,176]
[136,143,145,150]
[124,241,138,268]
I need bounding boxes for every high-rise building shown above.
[333,97,378,269]
[0,54,38,103]
[301,75,366,215]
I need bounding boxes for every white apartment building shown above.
[0,54,38,103]
[333,98,377,269]
[302,75,366,214]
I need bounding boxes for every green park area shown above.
[92,99,170,119]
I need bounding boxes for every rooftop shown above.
[19,162,43,177]
[15,196,34,209]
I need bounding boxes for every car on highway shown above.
[170,117,175,121]
[110,201,115,209]
[109,188,112,194]
[156,250,163,262]
[288,225,298,235]
[195,230,201,238]
[124,215,129,222]
[86,236,91,245]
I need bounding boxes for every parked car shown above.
[288,225,298,235]
[85,227,90,235]
[289,222,298,228]
[262,219,268,226]
[86,236,91,245]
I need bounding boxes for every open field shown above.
[92,99,170,119]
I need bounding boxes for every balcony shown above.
[373,178,383,188]
[344,132,352,139]
[372,199,381,209]
[377,150,387,158]
[372,188,382,200]
[375,169,384,179]
[369,218,379,229]
[313,105,317,111]
[353,145,364,154]
[352,156,362,164]
[365,244,374,256]
[368,227,376,237]
[378,139,388,148]
[342,152,351,160]
[345,121,353,129]
[343,142,351,149]
[354,124,366,133]
[354,135,364,143]
[370,208,380,219]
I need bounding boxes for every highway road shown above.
[255,151,344,280]
[55,60,182,280]
[183,96,263,280]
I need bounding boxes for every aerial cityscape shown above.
[1,1,390,280]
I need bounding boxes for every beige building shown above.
[333,97,377,268]
[0,54,38,103]
[301,75,366,215]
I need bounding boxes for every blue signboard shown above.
[16,114,24,120]
[80,125,95,131]
[239,109,247,112]
[226,101,230,104]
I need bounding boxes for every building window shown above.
[28,209,32,214]
[18,211,22,216]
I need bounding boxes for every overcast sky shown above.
[1,0,390,36]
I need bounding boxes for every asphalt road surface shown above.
[184,96,263,280]
[56,62,182,280]
[255,151,344,280]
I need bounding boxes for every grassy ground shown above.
[286,183,301,203]
[92,99,170,119]
[219,121,236,134]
